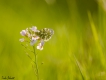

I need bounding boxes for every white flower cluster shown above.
[19,26,54,50]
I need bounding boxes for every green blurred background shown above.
[0,0,106,80]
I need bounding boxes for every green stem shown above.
[73,55,85,80]
[33,46,39,80]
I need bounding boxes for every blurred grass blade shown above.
[88,11,105,67]
[88,12,99,43]
[73,55,85,80]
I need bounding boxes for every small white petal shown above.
[30,26,38,32]
[25,28,31,37]
[37,43,43,50]
[20,30,26,36]
[30,37,37,46]
[32,37,37,41]
[41,40,44,46]
[37,41,44,50]
[19,38,24,42]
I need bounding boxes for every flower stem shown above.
[33,46,39,80]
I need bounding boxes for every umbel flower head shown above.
[19,26,54,50]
